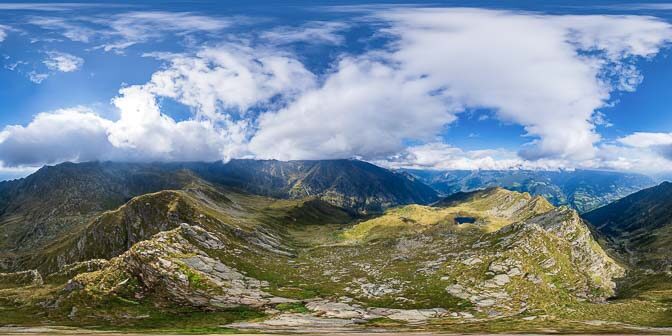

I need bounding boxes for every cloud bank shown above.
[2,8,672,174]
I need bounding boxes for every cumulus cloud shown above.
[43,51,84,72]
[0,107,115,166]
[2,8,672,174]
[249,57,457,160]
[619,132,672,147]
[0,104,249,168]
[252,9,671,162]
[376,8,672,161]
[107,85,249,161]
[144,45,316,119]
[618,132,672,161]
[0,44,314,166]
[593,142,672,172]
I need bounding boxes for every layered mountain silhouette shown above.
[405,169,655,213]
[0,160,670,332]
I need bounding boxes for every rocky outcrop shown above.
[65,224,295,309]
[523,207,625,293]
[305,299,448,322]
[229,299,452,332]
[441,206,624,316]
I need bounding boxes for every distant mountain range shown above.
[168,159,439,213]
[403,169,656,213]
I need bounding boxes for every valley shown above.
[0,160,670,334]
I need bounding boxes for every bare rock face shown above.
[65,224,294,309]
[305,299,448,323]
[523,207,625,294]
[442,206,624,315]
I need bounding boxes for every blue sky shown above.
[1,1,672,181]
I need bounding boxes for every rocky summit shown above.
[0,161,670,333]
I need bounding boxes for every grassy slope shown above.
[0,187,670,333]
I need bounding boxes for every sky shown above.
[1,1,672,181]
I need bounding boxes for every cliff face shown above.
[66,224,295,309]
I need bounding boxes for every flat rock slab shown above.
[2,328,671,336]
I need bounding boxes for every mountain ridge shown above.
[583,181,672,272]
[1,161,671,332]
[403,168,656,213]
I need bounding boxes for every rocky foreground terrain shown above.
[0,161,670,334]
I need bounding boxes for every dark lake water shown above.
[454,216,476,224]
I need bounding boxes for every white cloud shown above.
[0,164,38,182]
[377,143,575,171]
[29,11,231,52]
[2,9,672,174]
[617,132,672,163]
[377,141,672,174]
[619,132,672,147]
[107,85,249,161]
[27,71,48,84]
[593,142,672,172]
[0,3,124,11]
[29,17,97,42]
[144,45,316,119]
[0,43,315,166]
[249,56,457,160]
[0,107,115,166]
[0,24,8,42]
[252,9,671,162]
[375,8,672,161]
[94,11,231,52]
[260,21,348,45]
[43,51,84,72]
[0,104,250,169]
